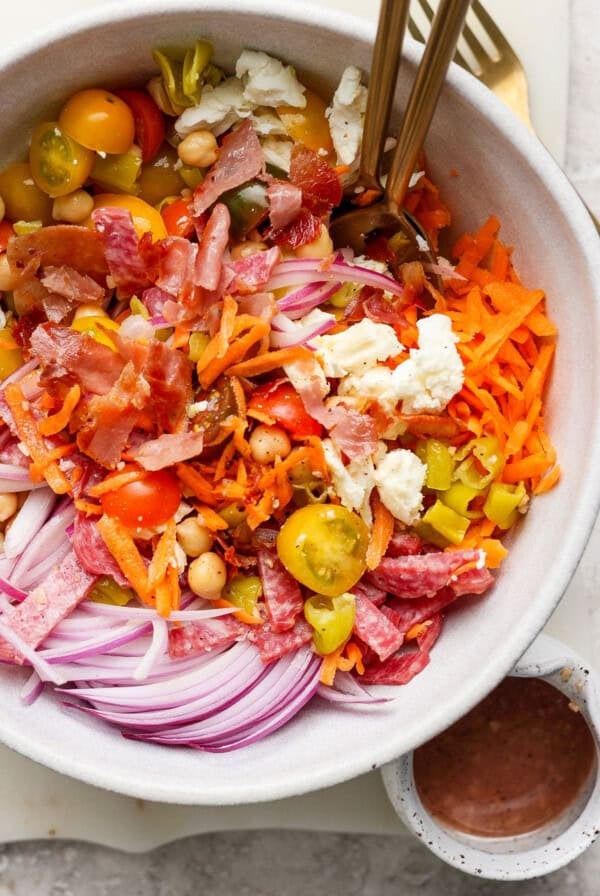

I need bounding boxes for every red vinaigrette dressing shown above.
[413,677,597,838]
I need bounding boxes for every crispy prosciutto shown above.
[192,120,265,217]
[227,246,281,295]
[92,207,149,294]
[194,203,231,291]
[266,181,303,231]
[30,323,124,394]
[128,431,205,471]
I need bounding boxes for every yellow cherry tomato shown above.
[59,89,135,155]
[71,313,120,350]
[277,89,334,157]
[29,122,95,198]
[277,504,369,597]
[89,194,168,241]
[0,162,53,224]
[137,145,185,206]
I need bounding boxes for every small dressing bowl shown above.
[381,632,600,880]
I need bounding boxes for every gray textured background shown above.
[1,0,599,892]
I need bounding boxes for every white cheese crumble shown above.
[391,314,464,414]
[284,356,329,398]
[175,77,251,137]
[236,50,306,108]
[260,136,294,172]
[314,318,403,378]
[326,65,367,167]
[373,449,427,525]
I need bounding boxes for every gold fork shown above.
[409,0,600,231]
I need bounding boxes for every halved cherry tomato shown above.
[248,381,321,437]
[0,162,53,224]
[29,122,95,198]
[115,89,166,163]
[277,504,369,597]
[277,89,334,157]
[89,194,168,241]
[0,220,14,252]
[161,196,194,238]
[100,467,181,529]
[59,89,135,155]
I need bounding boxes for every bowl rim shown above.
[1,0,600,805]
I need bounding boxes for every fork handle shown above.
[359,0,411,191]
[385,0,471,209]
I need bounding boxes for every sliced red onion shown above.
[39,621,152,663]
[133,618,169,681]
[270,310,336,349]
[0,617,66,686]
[76,600,237,623]
[266,256,403,296]
[20,669,44,705]
[317,671,390,705]
[276,281,341,318]
[0,576,27,602]
[13,541,72,591]
[3,487,56,559]
[0,358,38,389]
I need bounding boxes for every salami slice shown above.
[0,550,95,663]
[168,614,248,658]
[385,532,423,557]
[351,579,388,606]
[368,549,485,599]
[352,594,405,662]
[360,646,431,685]
[386,587,459,633]
[72,513,129,587]
[257,549,304,632]
[248,618,313,663]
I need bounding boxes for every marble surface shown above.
[0,0,599,891]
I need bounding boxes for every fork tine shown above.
[469,0,516,58]
[410,1,471,73]
[459,19,496,72]
[408,17,426,42]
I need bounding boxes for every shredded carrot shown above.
[4,382,71,494]
[213,597,263,625]
[226,345,312,378]
[73,499,102,516]
[96,514,151,605]
[89,468,147,497]
[197,318,270,388]
[405,621,431,641]
[533,464,562,495]
[175,463,218,505]
[148,519,177,592]
[195,504,229,532]
[366,492,394,571]
[216,295,239,357]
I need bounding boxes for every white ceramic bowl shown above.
[1,0,600,805]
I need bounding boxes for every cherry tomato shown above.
[277,504,369,597]
[59,89,135,155]
[0,162,53,225]
[248,381,321,437]
[90,194,168,241]
[277,89,334,157]
[0,220,14,252]
[29,122,95,198]
[114,89,166,163]
[161,196,194,238]
[100,467,181,529]
[137,145,186,206]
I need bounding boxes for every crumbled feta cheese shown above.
[326,65,367,167]
[175,77,252,137]
[373,449,426,525]
[284,356,329,398]
[322,438,375,524]
[391,314,464,414]
[236,50,306,108]
[261,136,294,172]
[314,318,403,378]
[250,108,289,137]
[338,365,397,414]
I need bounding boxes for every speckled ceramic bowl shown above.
[0,0,599,808]
[382,633,600,880]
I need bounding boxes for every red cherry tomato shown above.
[248,381,321,438]
[161,197,195,238]
[0,220,15,252]
[100,467,181,529]
[115,89,166,162]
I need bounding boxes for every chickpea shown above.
[177,130,219,168]
[187,551,227,599]
[72,302,107,321]
[0,492,18,524]
[295,222,334,259]
[0,194,5,223]
[0,255,18,293]
[230,240,269,261]
[176,516,213,558]
[249,424,292,465]
[52,189,94,224]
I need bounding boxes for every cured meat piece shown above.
[360,644,431,685]
[92,207,149,294]
[7,225,109,282]
[228,246,281,295]
[386,587,459,633]
[193,120,265,217]
[268,207,321,250]
[266,181,302,231]
[194,203,231,291]
[30,323,124,395]
[368,549,485,600]
[257,549,304,632]
[352,593,404,662]
[0,550,95,663]
[385,532,423,557]
[41,266,106,304]
[128,431,205,471]
[151,237,198,302]
[417,613,443,651]
[351,579,387,606]
[248,618,313,663]
[168,614,248,658]
[72,513,129,587]
[450,565,495,596]
[288,145,342,216]
[141,286,171,318]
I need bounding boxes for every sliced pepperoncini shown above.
[454,435,504,489]
[304,592,355,656]
[484,481,528,530]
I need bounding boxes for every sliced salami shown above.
[368,549,485,599]
[257,549,304,632]
[352,593,405,662]
[168,614,248,658]
[360,646,431,686]
[248,618,313,663]
[72,513,129,587]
